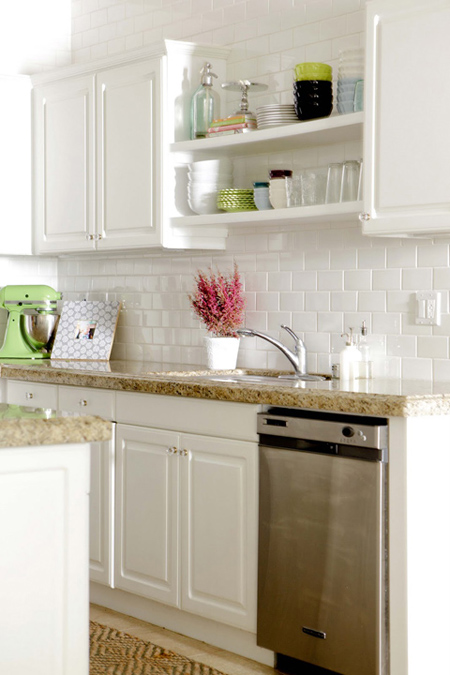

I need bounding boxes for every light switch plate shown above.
[415,291,441,326]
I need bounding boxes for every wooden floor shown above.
[90,604,276,675]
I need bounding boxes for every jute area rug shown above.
[90,620,229,675]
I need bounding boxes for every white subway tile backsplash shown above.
[318,271,343,291]
[387,335,416,358]
[358,247,386,269]
[280,292,305,311]
[417,336,448,359]
[318,312,344,333]
[256,292,279,311]
[331,291,357,311]
[305,291,330,312]
[358,291,386,312]
[402,357,433,381]
[344,270,371,290]
[372,269,401,291]
[387,246,417,269]
[402,268,433,290]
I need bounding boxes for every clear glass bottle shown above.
[190,62,220,140]
[357,320,373,379]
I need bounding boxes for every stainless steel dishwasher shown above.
[257,408,389,675]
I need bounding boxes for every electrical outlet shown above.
[415,291,441,326]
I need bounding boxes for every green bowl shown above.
[294,62,332,81]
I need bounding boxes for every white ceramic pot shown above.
[204,335,240,370]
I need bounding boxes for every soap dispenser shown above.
[358,320,373,379]
[190,62,220,139]
[340,328,362,381]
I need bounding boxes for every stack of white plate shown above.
[188,158,233,215]
[337,47,364,114]
[256,104,299,129]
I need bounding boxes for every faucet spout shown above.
[237,325,307,377]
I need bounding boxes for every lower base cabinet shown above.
[89,438,115,586]
[114,423,258,631]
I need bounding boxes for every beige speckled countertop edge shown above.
[0,414,112,449]
[3,362,450,417]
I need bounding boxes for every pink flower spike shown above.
[188,264,245,337]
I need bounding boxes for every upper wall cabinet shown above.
[0,75,32,255]
[33,59,162,253]
[32,41,229,254]
[33,74,94,253]
[362,0,450,237]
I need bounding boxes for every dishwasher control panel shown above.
[258,408,388,452]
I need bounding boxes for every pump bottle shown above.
[357,320,373,379]
[340,328,362,381]
[190,62,220,139]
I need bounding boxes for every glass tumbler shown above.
[340,160,360,202]
[300,168,327,206]
[325,163,343,204]
[287,176,302,207]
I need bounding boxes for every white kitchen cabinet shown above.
[114,421,258,631]
[362,0,450,237]
[6,379,58,409]
[33,59,161,254]
[114,424,180,605]
[59,385,115,586]
[0,75,32,255]
[33,75,95,253]
[96,60,161,249]
[5,379,115,586]
[180,433,257,630]
[0,441,90,675]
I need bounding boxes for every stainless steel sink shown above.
[177,373,331,385]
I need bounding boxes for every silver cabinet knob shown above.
[25,392,33,400]
[167,446,178,455]
[79,399,87,407]
[359,212,371,222]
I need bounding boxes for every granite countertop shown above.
[2,359,450,417]
[0,402,112,449]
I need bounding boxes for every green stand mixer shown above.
[0,285,62,359]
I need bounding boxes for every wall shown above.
[58,0,449,381]
[0,0,71,74]
[0,2,70,340]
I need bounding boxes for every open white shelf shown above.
[170,112,364,157]
[171,201,363,229]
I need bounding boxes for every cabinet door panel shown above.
[181,434,258,631]
[115,424,179,605]
[363,0,450,235]
[89,438,115,586]
[33,76,94,252]
[97,60,161,249]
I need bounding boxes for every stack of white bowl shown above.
[337,47,364,114]
[188,158,233,215]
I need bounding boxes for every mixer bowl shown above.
[22,313,60,351]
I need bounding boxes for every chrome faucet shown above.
[237,324,308,378]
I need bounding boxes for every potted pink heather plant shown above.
[189,264,245,369]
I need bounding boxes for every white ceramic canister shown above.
[268,169,292,209]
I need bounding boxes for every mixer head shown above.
[0,284,62,311]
